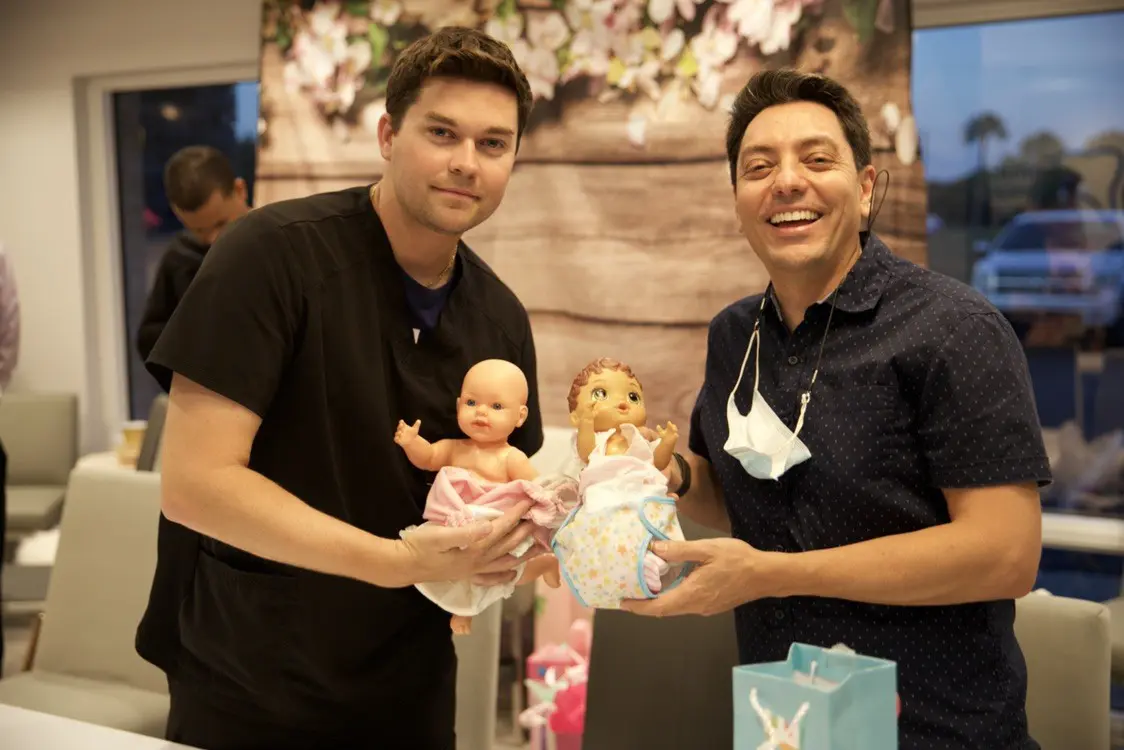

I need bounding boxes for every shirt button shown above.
[774,609,786,622]
[787,355,800,365]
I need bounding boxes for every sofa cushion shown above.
[0,393,79,485]
[5,485,65,532]
[1102,597,1124,680]
[0,671,168,738]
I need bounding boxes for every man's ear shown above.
[233,177,248,204]
[859,164,877,222]
[378,112,396,161]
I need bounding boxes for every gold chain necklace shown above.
[369,183,456,289]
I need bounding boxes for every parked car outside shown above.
[971,209,1124,330]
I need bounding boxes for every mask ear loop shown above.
[794,170,886,429]
[784,171,886,447]
[727,297,769,410]
[866,168,891,235]
[788,288,839,444]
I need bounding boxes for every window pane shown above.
[112,81,259,420]
[914,11,1124,603]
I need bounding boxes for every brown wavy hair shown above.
[567,357,641,414]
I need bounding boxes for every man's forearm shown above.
[775,521,1035,606]
[162,464,411,588]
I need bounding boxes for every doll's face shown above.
[569,368,647,431]
[456,362,529,444]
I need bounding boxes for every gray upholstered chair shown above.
[0,393,79,539]
[1014,591,1111,750]
[453,600,502,750]
[135,395,168,473]
[0,465,169,736]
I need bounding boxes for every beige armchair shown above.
[1014,592,1111,750]
[0,392,78,539]
[453,601,502,750]
[0,464,168,737]
[581,578,1110,750]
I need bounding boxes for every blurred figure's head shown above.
[376,26,533,238]
[164,146,250,246]
[725,69,876,277]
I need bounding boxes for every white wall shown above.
[0,0,261,451]
[1,0,1121,453]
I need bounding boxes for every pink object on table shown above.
[549,681,587,735]
[551,732,583,750]
[527,644,581,682]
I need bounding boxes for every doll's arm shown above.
[652,421,679,471]
[394,419,453,471]
[575,411,597,463]
[506,448,540,482]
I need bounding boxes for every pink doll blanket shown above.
[423,466,579,547]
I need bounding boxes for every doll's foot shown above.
[643,551,670,594]
[451,615,473,635]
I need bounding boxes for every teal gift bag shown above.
[732,643,897,749]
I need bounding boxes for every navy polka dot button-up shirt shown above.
[688,234,1051,750]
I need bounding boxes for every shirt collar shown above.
[766,232,890,320]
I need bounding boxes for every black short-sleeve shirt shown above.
[689,234,1051,750]
[135,185,543,746]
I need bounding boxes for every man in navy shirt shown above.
[626,69,1049,749]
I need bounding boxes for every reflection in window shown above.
[992,216,1123,253]
[112,81,259,421]
[914,11,1124,605]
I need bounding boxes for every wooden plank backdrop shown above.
[255,0,928,429]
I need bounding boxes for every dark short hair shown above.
[163,146,237,212]
[725,69,872,185]
[385,26,533,145]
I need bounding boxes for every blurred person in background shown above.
[0,239,19,674]
[135,146,250,369]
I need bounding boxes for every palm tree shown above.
[963,112,1008,225]
[964,112,1009,173]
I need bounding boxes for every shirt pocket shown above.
[804,384,915,478]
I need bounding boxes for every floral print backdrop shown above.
[258,0,919,161]
[255,0,926,430]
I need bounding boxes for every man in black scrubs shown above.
[626,70,1049,749]
[137,28,545,749]
[136,145,250,365]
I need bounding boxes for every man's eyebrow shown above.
[423,111,515,138]
[738,136,840,160]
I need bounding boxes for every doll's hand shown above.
[656,421,678,442]
[395,419,421,447]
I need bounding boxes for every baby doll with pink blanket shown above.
[395,359,578,634]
